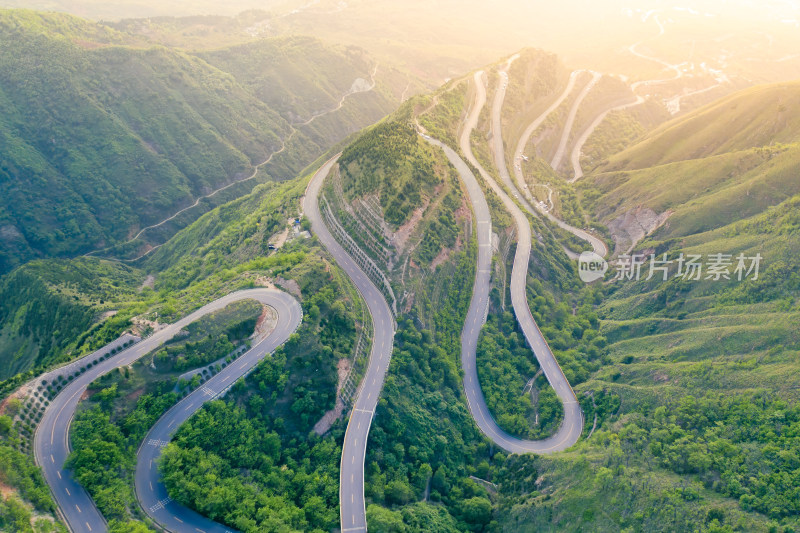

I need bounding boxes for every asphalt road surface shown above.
[433,69,584,454]
[304,156,396,533]
[134,289,302,533]
[569,95,644,183]
[550,71,602,172]
[34,289,300,533]
[513,69,582,177]
[496,65,608,258]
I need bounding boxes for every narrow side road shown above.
[89,64,380,263]
[512,69,582,179]
[35,289,301,533]
[304,156,395,533]
[135,289,302,533]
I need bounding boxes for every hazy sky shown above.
[2,0,798,84]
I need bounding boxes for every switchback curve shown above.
[35,289,302,533]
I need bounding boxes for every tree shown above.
[595,467,613,489]
[431,466,450,494]
[366,504,406,533]
[385,479,414,506]
[460,496,492,527]
[303,495,329,529]
[0,415,12,436]
[0,496,34,532]
[412,463,433,492]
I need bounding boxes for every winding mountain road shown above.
[134,289,302,533]
[568,95,644,183]
[512,69,582,178]
[549,71,602,172]
[304,156,396,533]
[490,64,608,258]
[490,62,540,217]
[419,68,583,454]
[34,289,301,533]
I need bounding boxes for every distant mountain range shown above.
[0,9,409,274]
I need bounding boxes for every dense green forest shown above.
[65,300,261,527]
[0,3,402,383]
[477,312,564,440]
[364,251,496,532]
[0,258,145,382]
[158,252,361,532]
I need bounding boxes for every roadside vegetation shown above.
[477,312,563,441]
[158,250,361,532]
[66,300,261,527]
[0,411,64,532]
[62,216,364,530]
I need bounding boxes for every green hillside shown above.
[515,80,800,532]
[0,9,282,271]
[0,9,402,274]
[0,6,409,392]
[0,122,373,528]
[2,30,800,532]
[0,258,145,384]
[500,49,568,154]
[583,81,800,255]
[524,190,800,532]
[599,81,800,171]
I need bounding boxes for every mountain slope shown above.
[598,81,800,171]
[513,80,800,533]
[585,81,800,254]
[0,9,403,273]
[0,258,143,384]
[0,10,284,270]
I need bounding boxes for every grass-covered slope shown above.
[0,9,402,274]
[524,190,800,532]
[0,9,286,270]
[520,79,800,533]
[201,36,374,124]
[584,81,800,254]
[598,81,800,171]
